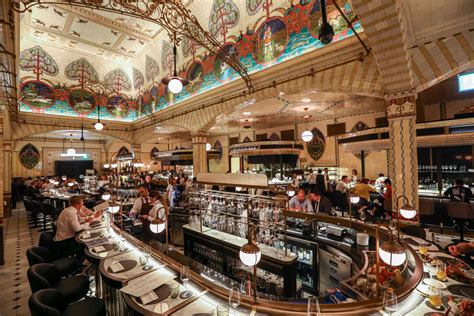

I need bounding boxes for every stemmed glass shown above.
[180,266,192,299]
[383,289,398,315]
[228,286,240,315]
[307,296,320,316]
[120,232,127,251]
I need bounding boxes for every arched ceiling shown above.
[17,0,362,122]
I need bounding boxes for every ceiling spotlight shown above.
[243,111,252,115]
[319,0,334,45]
[301,98,311,103]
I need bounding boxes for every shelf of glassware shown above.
[303,166,340,181]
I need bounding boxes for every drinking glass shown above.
[217,304,229,316]
[112,240,120,251]
[120,233,127,251]
[429,286,442,309]
[228,286,240,315]
[419,242,429,255]
[180,266,191,299]
[383,289,398,315]
[435,261,447,281]
[307,296,320,316]
[169,282,180,299]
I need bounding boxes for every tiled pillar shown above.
[192,132,208,176]
[386,92,419,215]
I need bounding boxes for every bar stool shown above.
[27,263,90,304]
[447,202,474,242]
[419,198,435,226]
[26,247,78,277]
[29,289,105,316]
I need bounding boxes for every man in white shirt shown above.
[375,173,387,187]
[336,175,351,193]
[55,196,89,261]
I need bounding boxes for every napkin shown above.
[110,261,125,273]
[139,291,159,305]
[81,231,91,239]
[93,245,106,253]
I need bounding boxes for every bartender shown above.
[144,191,167,245]
[130,185,153,242]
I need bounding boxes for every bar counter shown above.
[73,211,474,315]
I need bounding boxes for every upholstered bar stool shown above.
[29,289,105,316]
[27,247,78,277]
[418,198,435,226]
[27,263,90,304]
[447,202,474,242]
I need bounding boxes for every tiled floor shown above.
[0,204,39,316]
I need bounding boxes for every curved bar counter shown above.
[75,211,430,315]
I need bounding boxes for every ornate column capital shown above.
[191,132,209,144]
[2,141,12,152]
[385,90,417,120]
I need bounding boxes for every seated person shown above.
[289,188,313,212]
[448,242,474,257]
[444,179,473,203]
[309,189,332,214]
[352,178,377,206]
[358,197,387,222]
[54,196,90,261]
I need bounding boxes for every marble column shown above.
[386,92,419,216]
[192,132,208,176]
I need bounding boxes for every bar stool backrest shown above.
[27,263,60,293]
[28,289,64,316]
[446,202,474,219]
[26,247,51,266]
[419,198,435,216]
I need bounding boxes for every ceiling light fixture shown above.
[94,105,106,131]
[243,111,252,115]
[301,98,311,103]
[319,0,334,45]
[162,35,188,94]
[301,108,313,142]
[206,143,212,151]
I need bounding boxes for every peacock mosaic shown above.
[18,0,361,122]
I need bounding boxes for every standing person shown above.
[292,173,300,189]
[145,191,167,245]
[306,169,316,185]
[309,189,332,214]
[130,185,153,242]
[166,177,177,207]
[375,173,387,187]
[54,196,89,261]
[444,180,472,203]
[351,169,358,183]
[383,178,392,200]
[323,168,330,190]
[143,174,156,192]
[315,169,326,195]
[289,188,313,212]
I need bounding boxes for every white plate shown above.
[423,278,447,289]
[417,284,435,297]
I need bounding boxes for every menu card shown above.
[121,269,175,298]
[110,261,125,273]
[139,291,159,305]
[93,245,106,253]
[93,202,109,212]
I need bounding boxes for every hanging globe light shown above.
[94,122,104,131]
[301,130,313,142]
[167,78,183,94]
[108,204,120,214]
[150,218,166,234]
[400,203,417,219]
[206,143,212,151]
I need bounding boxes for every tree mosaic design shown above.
[246,0,272,18]
[182,37,202,60]
[209,0,240,43]
[161,40,174,75]
[64,57,99,88]
[145,55,160,82]
[103,68,132,93]
[133,67,145,90]
[19,45,58,81]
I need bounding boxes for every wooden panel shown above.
[280,129,295,141]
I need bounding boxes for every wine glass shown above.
[228,286,240,315]
[429,286,442,309]
[307,296,320,316]
[180,266,191,299]
[120,232,127,251]
[383,289,398,315]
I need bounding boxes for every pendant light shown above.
[319,0,334,45]
[162,35,188,94]
[67,134,75,155]
[94,105,105,131]
[301,107,313,142]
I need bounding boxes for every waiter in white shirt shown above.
[54,196,90,261]
[130,185,153,242]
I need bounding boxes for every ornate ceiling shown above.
[17,0,361,122]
